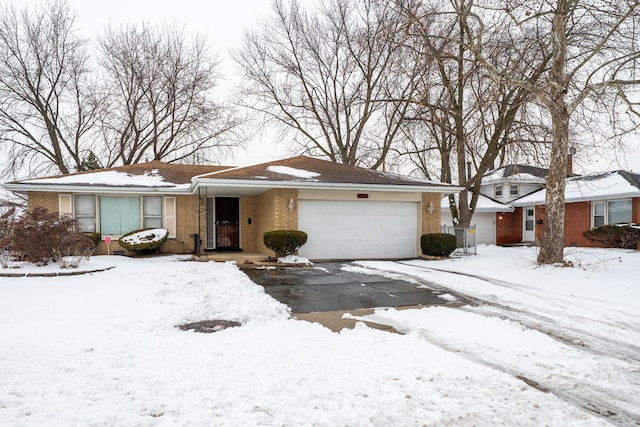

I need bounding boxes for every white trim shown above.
[190,178,462,194]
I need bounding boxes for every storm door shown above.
[214,197,240,250]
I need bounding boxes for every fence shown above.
[441,224,477,255]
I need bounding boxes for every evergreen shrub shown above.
[583,223,640,249]
[263,230,308,257]
[421,233,457,257]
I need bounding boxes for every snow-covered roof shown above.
[512,170,640,206]
[2,156,463,196]
[441,193,514,213]
[481,164,548,186]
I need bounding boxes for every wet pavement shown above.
[243,262,459,313]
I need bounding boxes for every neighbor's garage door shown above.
[298,200,419,260]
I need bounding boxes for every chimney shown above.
[567,146,576,176]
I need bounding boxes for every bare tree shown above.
[234,0,427,168]
[98,23,241,166]
[459,0,640,264]
[396,1,552,227]
[0,1,98,177]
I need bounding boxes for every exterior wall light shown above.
[288,197,295,212]
[427,201,434,214]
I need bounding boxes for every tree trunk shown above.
[537,0,569,264]
[537,104,569,264]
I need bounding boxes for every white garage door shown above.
[298,200,419,260]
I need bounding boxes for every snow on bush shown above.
[118,228,168,253]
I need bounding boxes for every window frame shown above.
[591,199,632,228]
[494,184,503,197]
[143,196,163,229]
[510,184,519,196]
[74,194,97,233]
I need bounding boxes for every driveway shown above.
[243,262,464,314]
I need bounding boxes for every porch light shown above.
[426,201,434,214]
[288,197,295,212]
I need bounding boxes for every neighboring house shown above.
[441,164,547,245]
[440,193,514,245]
[2,156,462,260]
[506,171,640,247]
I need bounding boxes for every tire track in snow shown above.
[350,262,640,427]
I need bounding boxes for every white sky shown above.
[6,0,640,173]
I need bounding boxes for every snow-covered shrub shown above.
[1,207,95,266]
[583,223,640,249]
[421,233,457,257]
[263,230,308,257]
[118,228,168,254]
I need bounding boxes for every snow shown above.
[27,170,186,188]
[440,193,513,212]
[277,255,312,265]
[266,165,321,179]
[120,228,168,245]
[1,247,638,425]
[481,170,545,185]
[514,171,640,205]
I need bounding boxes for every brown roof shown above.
[198,156,451,187]
[15,161,232,185]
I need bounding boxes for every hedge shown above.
[263,230,308,257]
[421,233,457,257]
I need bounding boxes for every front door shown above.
[523,206,535,241]
[213,197,240,250]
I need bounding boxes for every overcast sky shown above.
[6,0,640,173]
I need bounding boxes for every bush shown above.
[263,230,308,257]
[118,228,168,254]
[0,207,95,266]
[421,233,457,257]
[84,232,101,247]
[583,223,640,249]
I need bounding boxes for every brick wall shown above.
[240,196,258,252]
[421,193,442,235]
[253,189,298,256]
[496,212,517,245]
[27,192,59,213]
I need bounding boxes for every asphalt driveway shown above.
[243,262,464,313]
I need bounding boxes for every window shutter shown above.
[164,197,176,238]
[59,194,72,216]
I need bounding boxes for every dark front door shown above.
[215,197,240,250]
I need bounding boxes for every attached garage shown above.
[298,200,419,260]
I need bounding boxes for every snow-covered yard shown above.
[0,246,638,426]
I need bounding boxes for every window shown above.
[495,185,503,197]
[143,196,162,229]
[593,202,605,227]
[510,184,519,196]
[75,195,96,232]
[525,208,535,231]
[100,197,140,235]
[592,199,632,227]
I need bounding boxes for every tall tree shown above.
[98,23,241,165]
[0,1,98,176]
[459,0,640,264]
[234,0,427,168]
[396,1,552,227]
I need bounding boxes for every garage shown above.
[298,200,419,260]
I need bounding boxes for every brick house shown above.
[505,171,640,247]
[2,156,461,260]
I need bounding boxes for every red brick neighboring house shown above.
[501,171,640,247]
